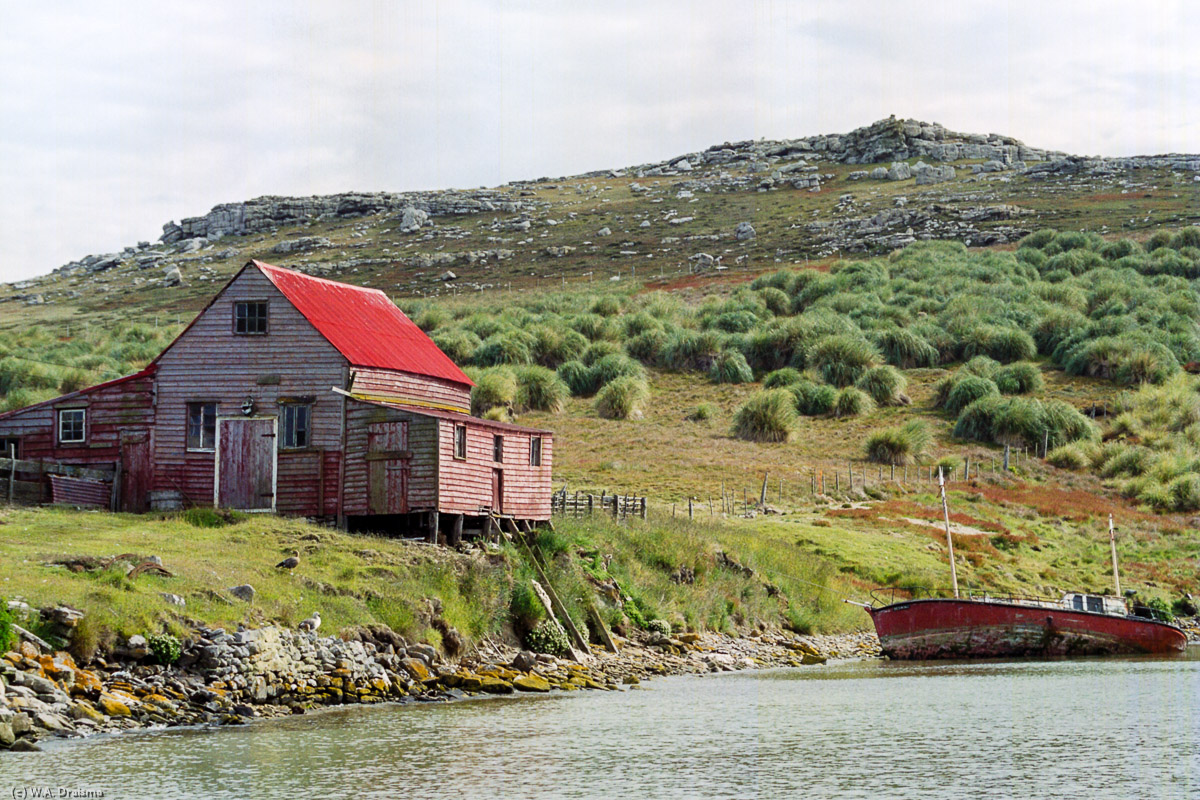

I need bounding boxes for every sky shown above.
[0,1,1197,284]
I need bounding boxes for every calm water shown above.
[4,654,1199,799]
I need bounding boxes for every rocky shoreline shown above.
[0,625,881,752]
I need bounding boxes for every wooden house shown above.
[0,260,553,538]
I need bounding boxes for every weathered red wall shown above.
[0,373,155,464]
[351,368,470,413]
[342,401,439,517]
[435,418,553,520]
[150,267,347,515]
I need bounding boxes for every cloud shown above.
[0,0,1198,283]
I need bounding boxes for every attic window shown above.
[530,436,542,467]
[234,301,268,334]
[493,435,503,462]
[454,425,467,460]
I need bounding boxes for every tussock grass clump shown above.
[590,353,646,389]
[473,331,534,366]
[762,367,803,389]
[708,350,754,384]
[470,368,517,415]
[429,327,482,363]
[994,362,1044,395]
[556,360,594,396]
[959,326,1037,364]
[1047,443,1091,470]
[732,389,798,442]
[790,381,837,416]
[1167,474,1200,512]
[954,396,1098,450]
[944,375,1000,415]
[513,366,569,413]
[808,335,879,387]
[833,387,875,418]
[581,341,622,365]
[594,376,650,420]
[874,327,939,368]
[687,402,718,423]
[864,420,932,464]
[855,365,908,406]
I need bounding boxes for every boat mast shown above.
[1109,513,1121,596]
[939,466,960,598]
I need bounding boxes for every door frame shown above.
[119,428,152,513]
[492,467,503,514]
[213,416,278,512]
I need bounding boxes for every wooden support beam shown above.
[450,513,463,547]
[3,458,115,481]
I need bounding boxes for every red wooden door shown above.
[492,468,503,513]
[216,418,276,511]
[368,421,409,515]
[120,430,151,512]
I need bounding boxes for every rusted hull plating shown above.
[868,598,1188,660]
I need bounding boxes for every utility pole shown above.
[1109,513,1121,597]
[939,466,959,599]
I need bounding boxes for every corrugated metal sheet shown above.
[349,396,553,434]
[254,261,474,387]
[49,475,110,507]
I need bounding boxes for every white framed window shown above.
[281,404,311,449]
[58,409,86,445]
[187,403,218,451]
[530,436,542,466]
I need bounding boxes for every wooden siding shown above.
[342,401,439,516]
[435,419,553,520]
[151,267,348,514]
[350,368,470,413]
[0,373,155,510]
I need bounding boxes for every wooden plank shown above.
[3,458,115,481]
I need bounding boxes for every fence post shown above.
[688,497,693,519]
[612,495,619,521]
[7,444,14,505]
[641,497,647,520]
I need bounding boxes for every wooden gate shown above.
[367,421,409,515]
[120,430,151,512]
[215,417,277,511]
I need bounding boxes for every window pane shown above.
[59,410,85,443]
[281,404,311,448]
[235,302,268,334]
[530,436,541,466]
[188,403,217,450]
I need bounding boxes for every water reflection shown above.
[3,657,1197,799]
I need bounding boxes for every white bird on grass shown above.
[298,611,321,633]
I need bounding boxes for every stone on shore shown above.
[513,675,551,693]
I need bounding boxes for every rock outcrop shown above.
[160,190,536,244]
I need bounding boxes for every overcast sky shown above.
[1,1,1197,283]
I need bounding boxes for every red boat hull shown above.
[868,598,1188,659]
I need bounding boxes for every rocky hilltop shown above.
[4,116,1200,312]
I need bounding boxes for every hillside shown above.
[4,116,1200,326]
[2,116,1200,625]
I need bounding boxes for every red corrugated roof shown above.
[348,395,553,434]
[253,260,472,387]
